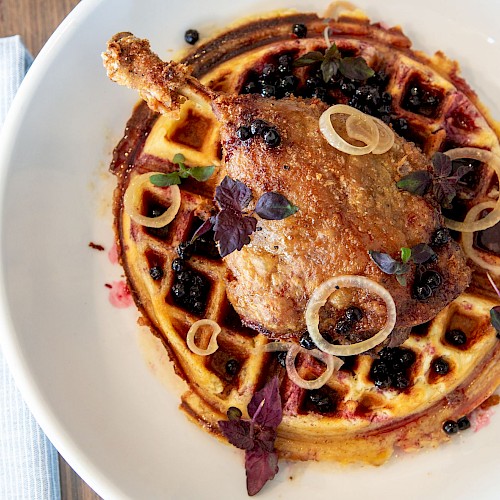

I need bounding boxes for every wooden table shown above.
[1,1,102,498]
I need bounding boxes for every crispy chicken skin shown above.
[103,33,471,344]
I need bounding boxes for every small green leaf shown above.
[188,165,215,182]
[293,51,325,67]
[338,57,375,81]
[324,43,342,61]
[401,247,412,264]
[396,274,407,287]
[172,153,185,164]
[320,59,339,83]
[491,306,500,335]
[149,172,182,186]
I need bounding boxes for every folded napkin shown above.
[0,36,61,500]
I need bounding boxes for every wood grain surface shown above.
[0,0,103,498]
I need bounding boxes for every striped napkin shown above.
[0,35,61,500]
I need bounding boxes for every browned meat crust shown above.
[103,33,471,346]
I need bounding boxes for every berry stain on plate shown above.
[108,280,133,308]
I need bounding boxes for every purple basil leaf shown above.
[215,176,253,212]
[255,192,298,220]
[411,243,436,264]
[247,377,282,428]
[253,426,277,453]
[213,209,257,257]
[491,306,500,334]
[190,217,215,244]
[396,171,432,196]
[245,448,279,496]
[293,51,325,67]
[432,152,453,178]
[218,419,254,451]
[433,179,457,209]
[338,56,375,81]
[368,250,400,275]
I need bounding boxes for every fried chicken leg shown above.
[103,33,471,346]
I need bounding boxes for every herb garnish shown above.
[149,153,215,186]
[369,244,436,286]
[486,272,500,337]
[192,176,298,258]
[293,42,374,83]
[396,152,474,209]
[218,377,282,496]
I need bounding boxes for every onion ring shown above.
[461,200,500,275]
[345,115,394,155]
[186,319,221,356]
[257,342,344,390]
[319,104,379,155]
[305,275,397,356]
[123,172,181,228]
[443,148,500,232]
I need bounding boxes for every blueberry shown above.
[176,241,192,260]
[236,126,252,141]
[242,81,258,94]
[250,119,269,137]
[225,359,240,376]
[184,29,199,45]
[399,349,416,368]
[431,227,451,247]
[171,282,186,298]
[171,258,185,272]
[149,266,163,281]
[443,420,459,434]
[381,91,392,103]
[306,76,322,89]
[340,81,356,96]
[345,306,363,322]
[276,351,287,367]
[260,84,276,98]
[335,317,353,335]
[393,117,409,133]
[432,357,450,375]
[445,329,467,346]
[311,87,328,101]
[299,332,316,350]
[371,361,392,389]
[420,270,442,290]
[292,23,307,38]
[308,390,334,412]
[413,283,432,301]
[457,416,471,431]
[392,372,410,390]
[263,128,281,147]
[278,75,297,93]
[261,63,275,81]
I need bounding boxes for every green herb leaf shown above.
[293,51,325,67]
[321,59,339,83]
[187,165,215,182]
[401,247,412,264]
[149,172,182,186]
[396,171,433,196]
[396,274,408,287]
[338,56,375,81]
[172,153,186,164]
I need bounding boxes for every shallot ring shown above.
[319,104,379,155]
[123,172,181,228]
[305,275,397,356]
[443,148,500,232]
[462,200,500,275]
[186,319,221,356]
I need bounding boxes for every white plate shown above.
[0,0,499,498]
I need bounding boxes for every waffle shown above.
[108,8,500,467]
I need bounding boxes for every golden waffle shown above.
[109,9,500,465]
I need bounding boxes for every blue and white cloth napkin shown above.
[0,35,61,500]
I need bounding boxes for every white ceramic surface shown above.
[0,1,499,498]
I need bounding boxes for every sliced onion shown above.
[323,26,332,48]
[186,319,221,356]
[371,118,395,154]
[345,115,394,155]
[257,342,343,390]
[443,148,500,232]
[461,200,500,275]
[324,1,358,19]
[123,172,181,228]
[319,104,379,155]
[305,275,397,356]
